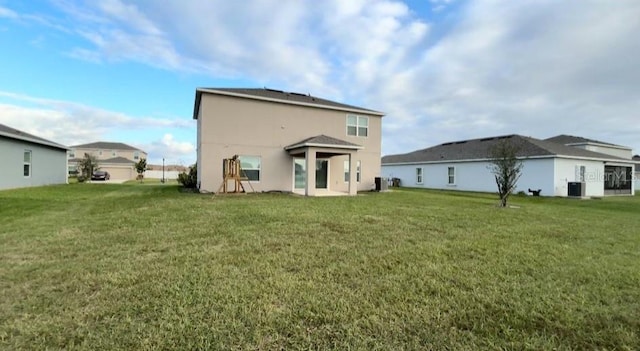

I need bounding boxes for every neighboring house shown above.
[381,134,635,197]
[0,123,68,190]
[193,88,384,195]
[68,142,147,180]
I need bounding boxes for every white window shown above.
[416,167,423,184]
[98,150,103,156]
[68,150,75,158]
[344,160,350,182]
[343,160,360,182]
[447,167,455,185]
[134,151,139,160]
[346,115,369,137]
[576,165,586,182]
[239,155,261,181]
[23,150,32,177]
[112,150,117,157]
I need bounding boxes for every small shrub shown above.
[178,163,198,189]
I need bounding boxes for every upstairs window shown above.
[68,150,75,158]
[134,151,140,160]
[23,150,32,177]
[112,150,117,157]
[346,115,368,137]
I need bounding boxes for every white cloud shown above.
[3,1,640,157]
[141,134,196,166]
[0,92,195,164]
[0,6,18,19]
[375,0,640,154]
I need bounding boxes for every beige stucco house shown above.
[193,88,384,196]
[68,142,147,180]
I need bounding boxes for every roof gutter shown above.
[194,88,385,119]
[382,154,635,166]
[285,143,363,151]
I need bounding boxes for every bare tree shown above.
[488,139,524,207]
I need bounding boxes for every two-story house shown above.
[193,88,384,196]
[68,142,147,180]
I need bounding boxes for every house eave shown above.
[564,141,632,151]
[0,131,69,151]
[382,154,636,166]
[193,88,385,119]
[284,142,363,151]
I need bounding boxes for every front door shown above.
[294,158,328,189]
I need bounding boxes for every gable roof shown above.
[193,88,384,119]
[545,134,630,149]
[0,123,68,150]
[284,135,363,151]
[382,134,632,165]
[70,141,143,151]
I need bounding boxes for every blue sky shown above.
[1,0,639,165]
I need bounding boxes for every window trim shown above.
[238,155,261,182]
[23,150,32,178]
[346,114,369,137]
[416,167,423,184]
[447,166,455,185]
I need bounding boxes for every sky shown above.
[1,0,639,165]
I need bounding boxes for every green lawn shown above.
[1,185,638,350]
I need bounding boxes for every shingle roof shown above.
[193,88,384,119]
[382,134,632,164]
[69,141,142,151]
[284,135,362,150]
[0,123,68,150]
[545,134,628,148]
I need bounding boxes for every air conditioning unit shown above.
[567,182,586,197]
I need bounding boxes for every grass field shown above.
[1,184,638,350]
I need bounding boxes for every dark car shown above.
[91,171,110,181]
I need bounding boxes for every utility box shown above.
[568,182,586,197]
[375,177,388,191]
